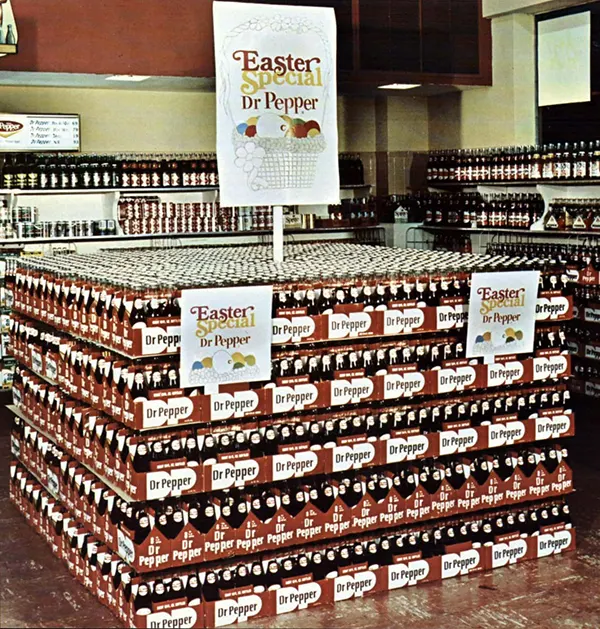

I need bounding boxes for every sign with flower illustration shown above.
[213,1,339,207]
[466,271,540,359]
[180,285,273,388]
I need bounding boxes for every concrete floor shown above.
[0,406,599,629]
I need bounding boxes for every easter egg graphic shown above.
[515,330,523,340]
[237,123,248,135]
[256,113,289,138]
[231,352,246,365]
[475,335,485,344]
[246,116,259,126]
[201,357,213,369]
[192,361,204,371]
[245,125,257,138]
[483,332,492,342]
[212,350,234,374]
[245,355,256,366]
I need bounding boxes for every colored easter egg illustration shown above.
[245,125,257,137]
[293,124,308,138]
[307,128,321,138]
[247,116,259,126]
[515,330,523,340]
[192,361,204,371]
[201,357,213,369]
[237,123,248,135]
[483,332,492,342]
[304,120,321,134]
[231,352,246,365]
[245,355,256,366]
[233,362,245,370]
[475,335,485,343]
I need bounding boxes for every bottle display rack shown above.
[7,242,577,627]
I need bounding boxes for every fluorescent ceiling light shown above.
[378,83,421,90]
[105,75,151,82]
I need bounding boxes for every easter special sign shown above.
[213,1,339,207]
[466,271,540,359]
[180,285,273,388]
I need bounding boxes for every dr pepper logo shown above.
[0,120,24,138]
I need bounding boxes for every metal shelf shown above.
[0,186,219,195]
[428,179,600,188]
[0,225,382,246]
[421,225,600,237]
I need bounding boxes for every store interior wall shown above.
[428,13,537,150]
[0,87,429,193]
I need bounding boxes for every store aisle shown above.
[1,408,599,629]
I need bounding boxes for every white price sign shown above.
[0,114,80,152]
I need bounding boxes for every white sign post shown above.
[466,271,540,359]
[180,285,273,388]
[213,1,339,261]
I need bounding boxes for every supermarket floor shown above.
[1,408,599,629]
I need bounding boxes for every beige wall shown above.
[0,86,429,156]
[428,13,537,150]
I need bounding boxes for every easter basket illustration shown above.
[218,12,334,193]
[232,131,326,190]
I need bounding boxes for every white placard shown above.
[214,1,340,207]
[180,285,273,388]
[538,12,591,107]
[466,271,540,359]
[0,114,80,152]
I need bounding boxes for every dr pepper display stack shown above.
[7,243,576,628]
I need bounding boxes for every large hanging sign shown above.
[180,285,273,388]
[0,1,18,57]
[213,1,339,207]
[466,271,540,358]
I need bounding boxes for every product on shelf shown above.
[118,197,274,235]
[426,141,600,184]
[1,152,365,191]
[326,197,378,227]
[1,153,219,190]
[419,191,544,230]
[544,198,600,231]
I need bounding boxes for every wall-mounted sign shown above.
[0,114,80,152]
[466,271,540,359]
[213,1,339,208]
[180,285,273,388]
[0,0,18,57]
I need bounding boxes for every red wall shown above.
[0,0,216,77]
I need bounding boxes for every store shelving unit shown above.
[0,182,380,248]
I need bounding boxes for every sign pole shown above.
[273,205,284,263]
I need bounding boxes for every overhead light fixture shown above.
[378,83,421,90]
[105,75,151,82]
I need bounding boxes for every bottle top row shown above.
[16,242,562,290]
